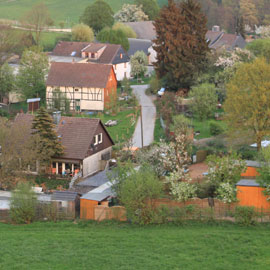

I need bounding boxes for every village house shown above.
[46,62,117,112]
[50,41,131,81]
[14,113,114,178]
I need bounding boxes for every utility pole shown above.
[140,105,144,148]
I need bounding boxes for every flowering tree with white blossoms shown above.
[255,25,270,39]
[217,182,238,204]
[114,4,148,22]
[215,48,254,69]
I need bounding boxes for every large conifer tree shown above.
[32,108,63,165]
[153,0,209,91]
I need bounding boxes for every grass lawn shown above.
[130,76,151,86]
[77,108,139,144]
[41,31,71,51]
[1,221,270,269]
[192,118,227,139]
[154,117,166,142]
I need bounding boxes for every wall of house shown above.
[237,186,270,210]
[46,86,104,111]
[104,68,117,107]
[148,46,157,65]
[113,62,131,81]
[83,147,112,177]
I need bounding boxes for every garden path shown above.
[131,85,156,148]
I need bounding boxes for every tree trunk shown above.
[256,134,262,152]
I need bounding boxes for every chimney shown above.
[212,25,220,32]
[52,111,61,125]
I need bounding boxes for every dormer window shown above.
[91,53,95,58]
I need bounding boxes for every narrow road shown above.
[132,85,156,148]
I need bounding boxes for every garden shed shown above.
[241,160,261,178]
[236,179,270,210]
[51,191,80,219]
[80,181,114,220]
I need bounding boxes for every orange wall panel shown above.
[80,199,99,220]
[237,186,270,210]
[104,68,117,107]
[241,167,259,177]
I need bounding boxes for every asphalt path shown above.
[131,85,156,148]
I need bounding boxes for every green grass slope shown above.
[0,0,168,26]
[1,221,270,269]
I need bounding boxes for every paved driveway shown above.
[131,85,156,148]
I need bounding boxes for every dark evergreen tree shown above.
[80,0,114,33]
[32,108,63,164]
[153,0,209,91]
[236,16,246,38]
[135,0,160,20]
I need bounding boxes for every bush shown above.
[71,23,94,42]
[147,73,161,95]
[10,182,37,224]
[234,206,258,226]
[0,109,9,117]
[237,145,257,160]
[209,121,224,136]
[112,165,163,225]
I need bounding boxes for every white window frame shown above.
[94,135,98,145]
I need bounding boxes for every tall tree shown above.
[0,63,15,103]
[114,4,148,22]
[97,28,129,51]
[153,0,209,91]
[239,0,258,28]
[71,24,94,42]
[224,58,270,151]
[21,3,54,46]
[32,108,63,166]
[135,0,160,20]
[0,25,17,66]
[16,47,49,100]
[80,0,114,33]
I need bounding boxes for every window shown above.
[98,133,102,143]
[120,53,123,59]
[74,88,79,92]
[91,53,95,58]
[94,135,98,145]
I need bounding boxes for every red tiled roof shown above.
[57,117,100,160]
[14,114,113,160]
[52,41,90,57]
[82,43,106,53]
[46,62,112,88]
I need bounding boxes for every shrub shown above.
[10,182,38,224]
[216,182,238,204]
[147,73,161,95]
[237,145,257,160]
[209,121,224,136]
[189,83,218,120]
[0,109,9,117]
[112,165,163,225]
[169,181,197,202]
[234,206,258,226]
[71,23,94,42]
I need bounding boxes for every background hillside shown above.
[0,0,168,26]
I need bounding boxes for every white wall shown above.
[114,62,131,81]
[83,147,112,177]
[46,86,104,111]
[148,46,157,66]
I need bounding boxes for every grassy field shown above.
[0,0,168,26]
[1,221,270,269]
[77,108,139,144]
[192,118,227,139]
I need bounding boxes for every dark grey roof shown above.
[51,191,78,201]
[124,21,156,40]
[77,170,110,187]
[128,38,152,57]
[245,160,261,168]
[236,179,260,187]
